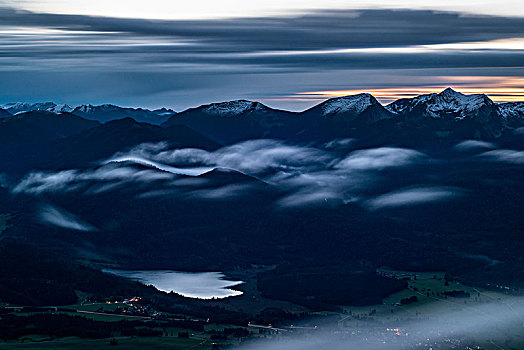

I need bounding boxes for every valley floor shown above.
[2,269,523,350]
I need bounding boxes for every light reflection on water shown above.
[103,269,243,299]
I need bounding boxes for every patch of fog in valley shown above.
[240,298,524,349]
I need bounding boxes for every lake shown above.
[103,269,243,299]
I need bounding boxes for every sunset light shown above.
[297,86,524,104]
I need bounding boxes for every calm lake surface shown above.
[103,269,243,299]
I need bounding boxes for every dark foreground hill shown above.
[0,117,219,173]
[0,111,100,172]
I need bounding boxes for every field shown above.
[0,318,247,350]
[0,336,214,350]
[1,299,251,349]
[339,270,521,320]
[2,268,523,350]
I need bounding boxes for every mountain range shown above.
[0,88,522,174]
[0,102,175,125]
[3,89,523,135]
[163,88,523,144]
[1,88,524,303]
[2,89,523,134]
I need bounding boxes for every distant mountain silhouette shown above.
[1,102,74,115]
[163,89,523,145]
[1,102,175,124]
[0,111,99,150]
[0,111,100,172]
[72,104,175,125]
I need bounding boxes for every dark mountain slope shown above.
[0,111,100,172]
[72,104,174,125]
[293,93,395,141]
[31,118,221,170]
[0,108,11,118]
[163,100,300,144]
[0,111,100,147]
[303,93,394,124]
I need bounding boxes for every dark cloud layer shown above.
[0,6,522,109]
[1,8,523,51]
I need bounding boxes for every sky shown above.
[0,0,523,111]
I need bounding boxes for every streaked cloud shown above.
[13,163,176,194]
[277,188,344,208]
[455,140,496,151]
[9,137,482,211]
[107,157,214,176]
[188,184,257,200]
[324,138,355,150]
[120,139,330,174]
[335,147,426,170]
[38,203,97,231]
[11,0,524,19]
[0,7,522,109]
[366,186,460,210]
[480,149,524,164]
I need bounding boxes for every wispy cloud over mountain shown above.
[13,139,463,209]
[454,140,496,151]
[38,204,97,231]
[117,139,330,174]
[13,163,176,195]
[480,149,524,164]
[365,186,461,210]
[335,147,426,170]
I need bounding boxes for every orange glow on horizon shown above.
[292,77,524,104]
[295,88,524,103]
[296,87,524,103]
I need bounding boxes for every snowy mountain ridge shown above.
[1,102,74,115]
[3,89,523,126]
[320,93,375,116]
[199,100,268,117]
[386,88,499,121]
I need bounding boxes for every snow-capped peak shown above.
[320,93,375,116]
[201,100,265,116]
[74,104,124,113]
[48,104,74,114]
[0,102,73,115]
[439,87,462,98]
[73,104,95,113]
[152,108,176,116]
[386,88,496,120]
[427,88,494,119]
[497,102,524,120]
